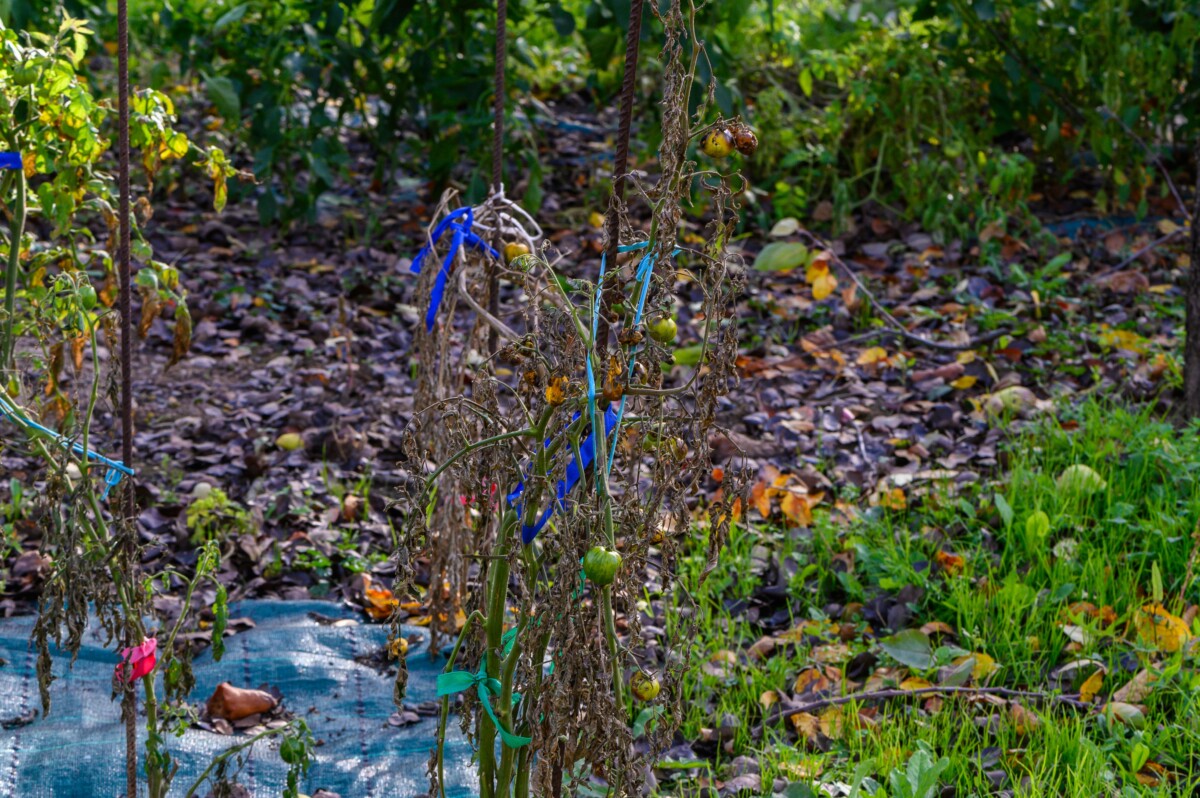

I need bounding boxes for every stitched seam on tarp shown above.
[240,632,256,792]
[6,645,32,795]
[347,623,374,798]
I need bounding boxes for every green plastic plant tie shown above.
[436,627,531,748]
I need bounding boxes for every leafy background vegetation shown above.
[2,0,1200,796]
[4,0,1195,232]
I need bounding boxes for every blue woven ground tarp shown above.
[0,600,477,797]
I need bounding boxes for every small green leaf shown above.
[204,75,241,123]
[1024,510,1051,547]
[754,241,811,272]
[1049,582,1075,603]
[994,493,1013,529]
[880,629,934,670]
[799,68,814,98]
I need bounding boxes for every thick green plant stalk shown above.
[2,168,25,371]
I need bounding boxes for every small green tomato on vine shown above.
[583,546,621,587]
[630,671,661,701]
[77,284,98,312]
[647,315,677,344]
[510,253,539,273]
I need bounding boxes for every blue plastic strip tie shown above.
[0,397,134,502]
[0,152,20,170]
[602,244,682,475]
[410,206,500,331]
[506,405,621,544]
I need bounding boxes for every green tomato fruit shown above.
[78,284,98,311]
[647,316,677,344]
[630,671,661,701]
[583,546,621,587]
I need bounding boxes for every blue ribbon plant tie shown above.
[506,241,682,545]
[591,241,682,476]
[409,206,500,332]
[436,627,532,749]
[506,405,621,545]
[0,394,134,501]
[0,152,21,170]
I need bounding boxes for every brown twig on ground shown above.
[796,231,1009,352]
[753,685,1091,738]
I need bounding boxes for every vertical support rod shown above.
[116,1,138,795]
[487,0,508,356]
[598,0,645,352]
[1185,137,1200,417]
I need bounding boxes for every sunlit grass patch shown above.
[670,400,1200,796]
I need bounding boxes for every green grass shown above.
[668,400,1200,796]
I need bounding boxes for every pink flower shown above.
[115,637,157,682]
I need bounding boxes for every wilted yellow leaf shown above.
[544,375,569,406]
[759,690,780,710]
[900,677,933,690]
[1135,602,1191,653]
[812,271,837,301]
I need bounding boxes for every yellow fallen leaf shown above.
[781,491,823,527]
[759,690,780,710]
[791,711,820,741]
[950,375,978,390]
[952,652,998,682]
[880,487,907,511]
[818,707,845,740]
[1135,602,1191,653]
[812,270,837,301]
[900,677,933,690]
[1079,669,1104,703]
[856,347,889,366]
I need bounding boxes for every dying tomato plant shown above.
[395,2,748,795]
